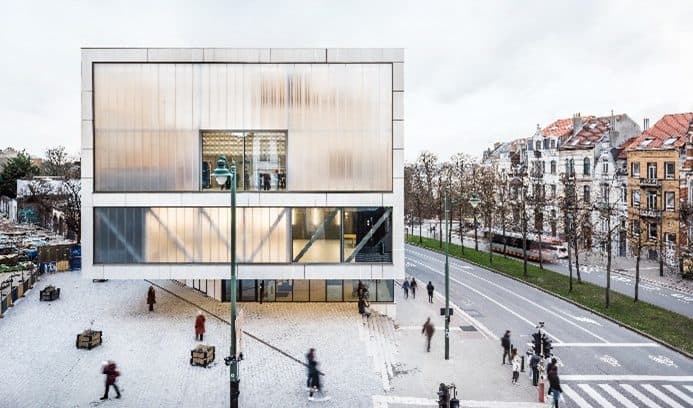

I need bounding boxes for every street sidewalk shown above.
[384,279,543,407]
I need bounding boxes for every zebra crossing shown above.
[559,382,692,408]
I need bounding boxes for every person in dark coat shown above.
[357,280,367,300]
[147,286,156,312]
[410,278,418,299]
[529,352,541,386]
[259,281,265,304]
[547,369,563,408]
[501,330,511,365]
[100,360,121,400]
[422,317,435,352]
[305,348,315,389]
[195,311,206,341]
[307,359,329,400]
[402,279,410,299]
[426,281,434,303]
[358,297,371,323]
[546,357,557,375]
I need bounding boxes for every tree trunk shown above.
[635,247,641,302]
[538,227,544,270]
[605,219,612,308]
[488,215,493,264]
[567,235,573,292]
[458,209,465,255]
[473,211,479,251]
[419,219,422,244]
[439,214,443,249]
[659,223,664,277]
[573,235,581,282]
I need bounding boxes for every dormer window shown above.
[640,139,653,147]
[663,137,677,146]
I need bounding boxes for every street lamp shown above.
[443,192,481,361]
[213,155,240,408]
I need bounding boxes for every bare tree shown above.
[511,164,530,276]
[627,214,645,302]
[42,146,72,177]
[529,160,546,270]
[477,164,497,263]
[418,151,440,241]
[496,169,512,256]
[593,175,623,308]
[559,162,583,284]
[450,153,474,254]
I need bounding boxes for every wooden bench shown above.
[40,286,60,301]
[190,345,215,367]
[76,329,103,350]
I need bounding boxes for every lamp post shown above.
[213,155,240,408]
[444,192,480,361]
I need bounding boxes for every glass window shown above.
[632,221,640,235]
[376,280,394,302]
[648,223,657,241]
[292,208,341,263]
[201,130,287,192]
[535,141,542,151]
[621,185,627,203]
[275,280,293,302]
[309,280,326,301]
[260,280,275,302]
[665,192,675,211]
[632,162,640,177]
[344,280,371,302]
[583,158,590,175]
[648,192,657,209]
[342,208,392,263]
[239,280,257,301]
[647,163,657,179]
[665,162,675,179]
[602,161,608,174]
[583,186,590,203]
[326,280,342,301]
[550,161,556,174]
[293,280,310,302]
[632,190,640,207]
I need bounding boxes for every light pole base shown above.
[230,380,240,408]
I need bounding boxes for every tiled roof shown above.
[561,116,611,150]
[541,118,574,137]
[617,136,638,159]
[627,112,693,150]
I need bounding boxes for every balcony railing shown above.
[639,208,661,218]
[640,178,661,187]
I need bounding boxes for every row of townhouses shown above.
[483,112,693,264]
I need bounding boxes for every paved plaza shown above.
[0,270,543,407]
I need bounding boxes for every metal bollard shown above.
[521,355,525,372]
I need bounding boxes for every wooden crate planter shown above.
[76,329,103,350]
[190,345,215,367]
[39,286,60,301]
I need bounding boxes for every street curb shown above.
[406,241,693,360]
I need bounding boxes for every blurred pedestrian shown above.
[402,279,410,299]
[305,348,315,389]
[422,317,435,352]
[547,369,563,408]
[147,286,156,312]
[307,358,330,401]
[426,281,434,303]
[259,281,265,304]
[501,330,511,365]
[410,278,418,299]
[358,296,371,323]
[529,352,541,386]
[357,280,367,300]
[511,348,520,384]
[99,360,121,400]
[195,311,206,341]
[547,357,557,375]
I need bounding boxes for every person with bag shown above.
[100,360,121,400]
[511,348,520,384]
[195,311,206,341]
[147,286,156,312]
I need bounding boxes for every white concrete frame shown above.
[81,48,404,282]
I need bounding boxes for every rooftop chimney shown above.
[572,113,582,134]
[643,118,650,130]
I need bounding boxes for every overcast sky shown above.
[1,0,692,163]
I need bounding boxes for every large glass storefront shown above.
[94,206,392,264]
[221,279,394,303]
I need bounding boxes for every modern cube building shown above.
[81,48,404,312]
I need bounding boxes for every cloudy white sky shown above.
[1,0,692,162]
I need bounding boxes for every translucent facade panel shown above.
[292,208,341,263]
[343,208,393,263]
[275,280,293,301]
[94,63,391,192]
[293,280,310,301]
[343,279,372,302]
[94,207,288,263]
[309,280,326,301]
[376,280,394,302]
[202,130,287,191]
[326,280,343,301]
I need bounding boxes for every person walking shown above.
[195,311,206,341]
[99,360,121,400]
[501,330,511,365]
[357,280,367,300]
[402,279,410,299]
[511,349,520,385]
[426,281,434,303]
[547,368,563,408]
[358,296,371,323]
[410,278,418,299]
[259,281,265,304]
[546,357,557,375]
[422,317,435,352]
[529,352,541,386]
[146,286,156,312]
[307,358,330,401]
[305,348,315,390]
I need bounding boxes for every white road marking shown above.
[642,384,684,408]
[599,354,620,367]
[570,315,602,325]
[408,257,563,342]
[578,384,616,408]
[685,385,693,393]
[598,384,639,408]
[398,325,462,331]
[562,384,593,408]
[648,354,678,367]
[371,395,545,407]
[663,385,693,406]
[562,375,693,381]
[549,343,659,348]
[621,384,662,408]
[409,247,608,343]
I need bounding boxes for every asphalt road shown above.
[413,229,693,318]
[405,243,693,408]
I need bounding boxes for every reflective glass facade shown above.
[220,279,394,302]
[95,207,392,264]
[93,63,392,192]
